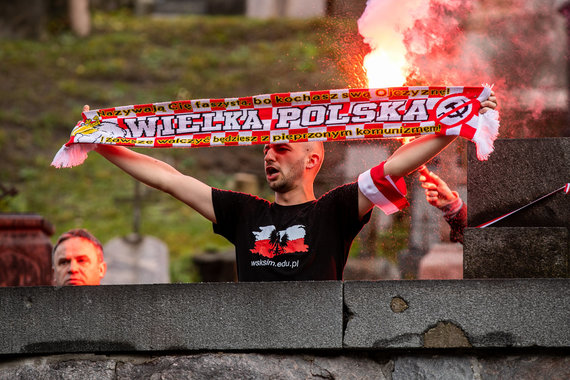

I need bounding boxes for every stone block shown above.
[0,282,343,354]
[392,354,570,380]
[116,353,392,380]
[464,227,568,278]
[343,279,570,349]
[467,138,569,229]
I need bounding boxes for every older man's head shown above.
[52,229,106,286]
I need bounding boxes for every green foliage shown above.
[0,12,406,282]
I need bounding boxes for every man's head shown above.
[52,229,106,286]
[263,141,324,193]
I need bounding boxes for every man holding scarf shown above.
[89,93,496,281]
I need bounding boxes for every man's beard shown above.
[268,177,293,193]
[267,159,305,193]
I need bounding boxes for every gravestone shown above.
[102,234,170,284]
[246,0,326,19]
[0,214,54,286]
[465,137,569,278]
[102,181,170,284]
[343,144,391,264]
[193,249,237,282]
[407,184,442,249]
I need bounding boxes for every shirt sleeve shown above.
[357,161,409,215]
[444,200,467,244]
[211,188,249,243]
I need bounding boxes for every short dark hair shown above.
[53,228,104,263]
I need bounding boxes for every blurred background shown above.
[0,0,567,285]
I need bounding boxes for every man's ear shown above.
[306,152,320,170]
[99,261,107,280]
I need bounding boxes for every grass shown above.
[0,11,406,282]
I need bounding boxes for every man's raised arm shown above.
[357,91,497,218]
[356,134,457,218]
[81,105,215,222]
[95,144,216,223]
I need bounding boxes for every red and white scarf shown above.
[52,86,499,168]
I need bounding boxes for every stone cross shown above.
[115,180,152,237]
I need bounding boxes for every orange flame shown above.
[363,49,408,88]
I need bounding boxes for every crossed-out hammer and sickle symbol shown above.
[439,100,469,119]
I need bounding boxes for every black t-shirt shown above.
[212,182,371,281]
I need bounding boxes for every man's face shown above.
[263,143,308,193]
[53,237,106,286]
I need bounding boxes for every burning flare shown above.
[363,49,407,88]
[358,0,431,87]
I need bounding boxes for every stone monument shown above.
[102,233,170,284]
[0,214,55,286]
[102,181,170,284]
[464,137,569,278]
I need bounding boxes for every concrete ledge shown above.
[0,282,343,354]
[343,279,570,349]
[2,280,568,355]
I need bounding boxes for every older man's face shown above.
[53,237,106,286]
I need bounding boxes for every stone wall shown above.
[0,280,568,378]
[1,352,568,379]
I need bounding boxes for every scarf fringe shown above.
[472,109,500,161]
[51,143,96,168]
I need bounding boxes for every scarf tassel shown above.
[51,143,96,168]
[472,109,500,161]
